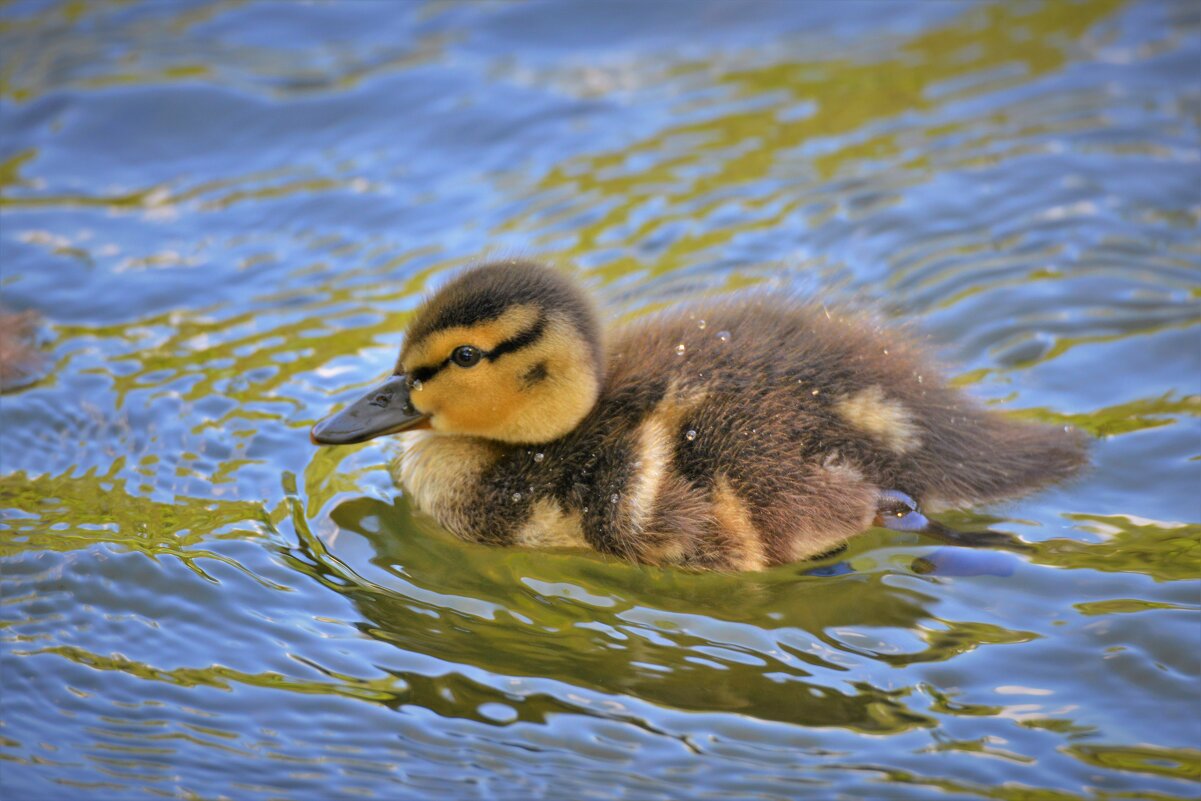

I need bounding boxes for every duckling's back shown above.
[588,296,1086,563]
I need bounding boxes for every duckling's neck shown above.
[392,430,501,539]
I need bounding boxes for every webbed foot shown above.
[875,489,929,532]
[876,489,1032,552]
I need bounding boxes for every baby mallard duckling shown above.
[312,261,1086,571]
[0,309,43,392]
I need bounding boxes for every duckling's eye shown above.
[451,345,482,368]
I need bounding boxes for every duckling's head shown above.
[312,261,603,446]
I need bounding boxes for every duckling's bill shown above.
[311,375,430,445]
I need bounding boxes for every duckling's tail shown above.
[918,412,1088,509]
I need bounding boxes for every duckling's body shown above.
[314,262,1086,571]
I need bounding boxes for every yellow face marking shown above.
[836,385,922,454]
[403,315,599,444]
[712,476,768,571]
[514,498,588,549]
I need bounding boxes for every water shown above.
[2,1,1199,799]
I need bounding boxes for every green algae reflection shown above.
[0,463,278,581]
[512,0,1127,281]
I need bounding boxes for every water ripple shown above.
[2,1,1199,799]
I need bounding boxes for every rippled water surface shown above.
[2,1,1199,799]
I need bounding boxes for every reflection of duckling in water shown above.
[0,309,43,392]
[312,261,1086,571]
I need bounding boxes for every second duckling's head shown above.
[313,261,603,446]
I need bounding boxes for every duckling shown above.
[311,261,1086,571]
[0,309,43,392]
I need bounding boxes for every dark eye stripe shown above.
[403,314,547,383]
[486,315,546,361]
[407,360,448,384]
